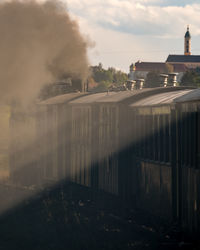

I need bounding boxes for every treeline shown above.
[39,64,200,100]
[180,68,200,87]
[89,63,128,92]
[39,63,128,99]
[145,67,200,88]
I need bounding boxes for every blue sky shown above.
[65,0,200,72]
[150,0,200,7]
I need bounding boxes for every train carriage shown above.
[128,87,200,231]
[37,93,86,184]
[173,90,200,232]
[9,86,200,233]
[68,92,122,195]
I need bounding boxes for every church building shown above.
[166,26,200,68]
[129,26,200,82]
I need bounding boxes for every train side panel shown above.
[97,104,119,195]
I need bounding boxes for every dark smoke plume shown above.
[0,0,89,103]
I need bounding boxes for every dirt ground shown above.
[0,182,199,250]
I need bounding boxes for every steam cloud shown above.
[0,0,90,103]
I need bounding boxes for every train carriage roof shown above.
[130,90,192,107]
[38,87,199,106]
[174,88,200,103]
[69,91,144,104]
[38,91,145,105]
[38,93,86,105]
[130,88,200,108]
[65,87,196,105]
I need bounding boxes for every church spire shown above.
[184,25,191,55]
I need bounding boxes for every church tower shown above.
[184,25,191,56]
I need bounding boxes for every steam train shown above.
[10,86,200,232]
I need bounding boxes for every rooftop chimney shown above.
[168,73,177,87]
[126,80,136,90]
[159,74,168,87]
[136,79,144,89]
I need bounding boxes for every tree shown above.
[113,70,128,85]
[180,69,200,87]
[90,64,128,92]
[93,80,110,92]
[92,68,113,83]
[145,71,160,88]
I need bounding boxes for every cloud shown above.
[65,0,200,72]
[73,17,179,72]
[66,0,200,37]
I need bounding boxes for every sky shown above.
[56,1,200,72]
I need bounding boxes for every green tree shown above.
[93,68,113,83]
[145,71,160,88]
[181,69,200,87]
[94,80,110,92]
[91,63,128,91]
[113,70,128,85]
